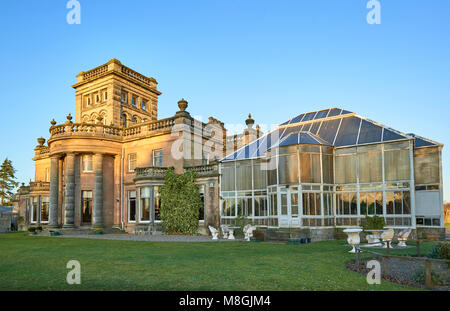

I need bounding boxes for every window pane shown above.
[279,154,298,184]
[335,154,357,184]
[236,160,252,190]
[384,149,410,181]
[358,148,382,183]
[414,147,440,184]
[141,198,150,220]
[394,192,402,214]
[253,160,267,190]
[386,192,394,214]
[402,191,411,214]
[222,163,235,191]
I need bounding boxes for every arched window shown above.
[121,114,127,127]
[132,116,137,124]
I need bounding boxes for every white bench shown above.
[397,228,412,247]
[243,224,257,241]
[208,225,219,240]
[220,225,229,239]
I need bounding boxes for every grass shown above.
[0,232,439,291]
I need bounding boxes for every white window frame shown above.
[128,153,137,172]
[128,191,137,223]
[152,149,163,167]
[82,155,94,173]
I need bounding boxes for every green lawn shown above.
[0,232,438,291]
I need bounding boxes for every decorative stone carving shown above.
[178,98,188,111]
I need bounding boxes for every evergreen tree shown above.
[0,158,19,205]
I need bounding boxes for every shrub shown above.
[160,168,202,235]
[27,227,36,233]
[413,268,447,286]
[429,242,449,260]
[361,215,385,230]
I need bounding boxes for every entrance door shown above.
[278,187,300,228]
[82,191,93,224]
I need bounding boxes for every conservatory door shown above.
[278,188,300,228]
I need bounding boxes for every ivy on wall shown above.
[160,168,202,235]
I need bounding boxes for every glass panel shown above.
[314,109,329,120]
[302,193,309,215]
[236,160,252,190]
[317,119,341,145]
[222,198,236,217]
[360,193,367,215]
[385,149,410,181]
[310,122,321,134]
[376,192,383,215]
[334,117,361,146]
[141,198,150,221]
[221,162,235,191]
[252,160,267,190]
[291,193,299,215]
[335,154,357,184]
[383,129,406,142]
[367,193,375,215]
[350,193,357,215]
[278,154,299,184]
[358,120,382,144]
[403,191,411,214]
[386,192,394,214]
[315,193,321,215]
[322,154,333,184]
[358,148,382,183]
[327,108,341,117]
[303,112,316,122]
[281,193,288,215]
[394,192,402,214]
[414,147,440,184]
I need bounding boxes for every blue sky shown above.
[0,0,449,201]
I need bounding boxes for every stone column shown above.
[63,153,76,228]
[93,153,104,228]
[48,156,59,228]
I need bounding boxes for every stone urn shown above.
[177,98,188,111]
[343,228,362,253]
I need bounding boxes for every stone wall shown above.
[261,227,336,242]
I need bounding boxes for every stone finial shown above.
[50,119,57,127]
[178,98,188,111]
[246,113,255,127]
[256,125,260,131]
[66,113,73,124]
[37,137,45,146]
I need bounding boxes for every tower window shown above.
[103,91,107,101]
[141,99,147,111]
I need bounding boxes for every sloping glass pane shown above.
[278,133,298,147]
[310,122,321,134]
[358,120,383,144]
[314,109,329,120]
[415,137,435,148]
[334,117,361,147]
[327,108,342,117]
[341,110,352,115]
[302,112,316,122]
[317,118,341,145]
[291,113,305,124]
[302,123,312,132]
[383,128,406,142]
[299,132,321,145]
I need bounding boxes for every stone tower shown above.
[72,59,161,127]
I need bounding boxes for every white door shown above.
[278,188,300,228]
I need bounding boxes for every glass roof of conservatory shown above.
[222,108,441,162]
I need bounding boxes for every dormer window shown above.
[141,99,147,111]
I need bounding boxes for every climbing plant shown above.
[160,168,202,235]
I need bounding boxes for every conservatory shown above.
[219,108,444,229]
